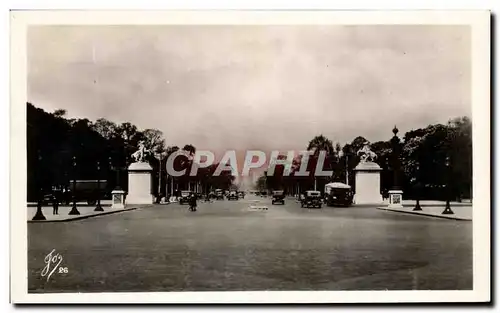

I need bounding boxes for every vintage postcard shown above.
[10,10,490,303]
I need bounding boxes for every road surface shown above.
[28,194,472,292]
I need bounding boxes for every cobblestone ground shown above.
[28,195,472,293]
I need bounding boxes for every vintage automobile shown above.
[41,193,58,205]
[237,191,245,199]
[324,182,353,207]
[271,190,285,205]
[301,190,323,208]
[227,190,239,200]
[214,189,225,200]
[179,190,192,205]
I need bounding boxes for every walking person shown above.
[52,194,59,215]
[204,192,212,203]
[189,192,198,212]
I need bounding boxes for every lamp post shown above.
[154,152,166,203]
[338,150,349,185]
[108,156,112,185]
[171,176,174,200]
[442,156,454,215]
[111,156,126,191]
[413,164,422,211]
[68,156,80,215]
[94,161,103,211]
[264,171,268,194]
[32,151,46,220]
[345,153,349,186]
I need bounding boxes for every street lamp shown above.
[442,156,454,215]
[111,155,126,191]
[94,160,104,211]
[413,164,422,211]
[68,156,80,215]
[32,151,46,220]
[338,150,349,185]
[154,152,167,203]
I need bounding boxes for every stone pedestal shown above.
[127,162,153,205]
[111,189,126,209]
[353,161,383,205]
[388,190,403,208]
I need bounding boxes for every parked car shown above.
[227,191,239,200]
[238,191,245,199]
[301,190,322,208]
[271,190,285,205]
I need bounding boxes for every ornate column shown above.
[388,126,403,208]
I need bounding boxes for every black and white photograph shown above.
[10,10,490,303]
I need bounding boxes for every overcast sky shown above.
[28,25,471,155]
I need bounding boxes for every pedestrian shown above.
[189,192,198,212]
[52,194,59,215]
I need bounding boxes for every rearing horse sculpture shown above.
[357,144,377,162]
[131,141,150,163]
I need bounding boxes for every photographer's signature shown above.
[41,249,68,282]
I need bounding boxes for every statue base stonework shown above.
[127,162,153,205]
[388,190,403,208]
[353,161,383,205]
[111,189,126,209]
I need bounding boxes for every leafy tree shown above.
[401,118,472,200]
[307,134,334,155]
[53,109,67,118]
[92,118,118,140]
[143,128,166,155]
[182,144,196,157]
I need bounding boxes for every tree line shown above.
[27,102,235,200]
[257,117,472,201]
[28,102,472,201]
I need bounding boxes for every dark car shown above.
[238,191,245,199]
[41,193,56,205]
[271,190,285,205]
[41,189,66,205]
[326,184,353,207]
[227,191,239,200]
[179,191,191,205]
[301,190,322,209]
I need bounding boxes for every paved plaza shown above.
[28,195,472,293]
[27,202,139,222]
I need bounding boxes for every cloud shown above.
[28,25,471,151]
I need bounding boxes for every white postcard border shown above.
[10,10,491,303]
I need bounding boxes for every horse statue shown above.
[131,140,150,163]
[357,143,377,163]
